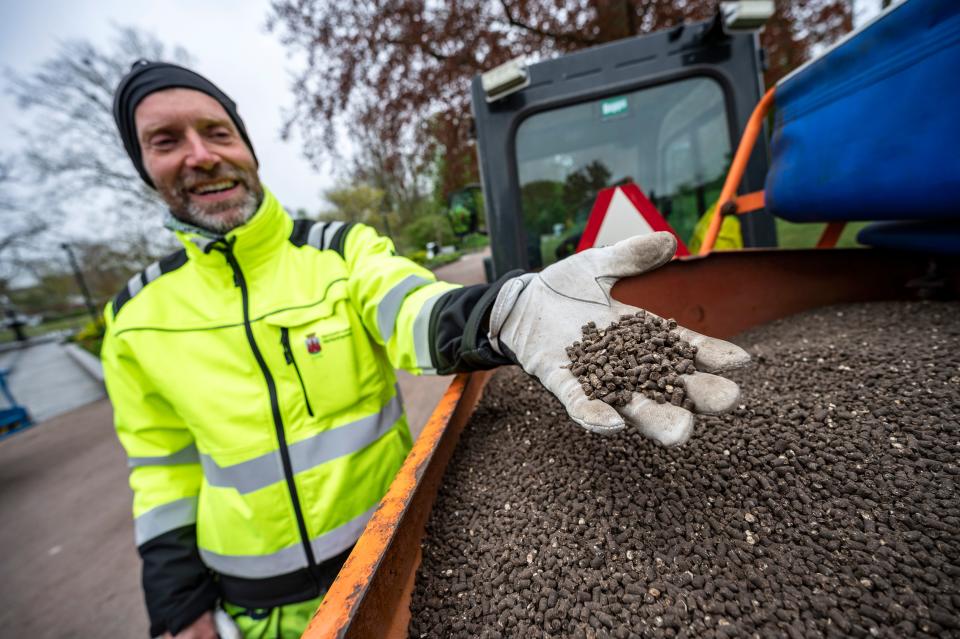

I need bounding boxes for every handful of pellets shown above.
[566,311,697,410]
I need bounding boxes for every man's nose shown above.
[183,130,219,170]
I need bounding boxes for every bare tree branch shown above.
[497,0,596,47]
[5,25,192,269]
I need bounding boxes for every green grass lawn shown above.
[776,219,870,249]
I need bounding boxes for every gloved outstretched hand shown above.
[488,232,749,446]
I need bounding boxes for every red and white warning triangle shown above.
[577,184,689,257]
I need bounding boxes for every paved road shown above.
[0,399,140,638]
[0,340,105,424]
[0,249,488,637]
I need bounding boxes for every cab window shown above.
[514,77,732,268]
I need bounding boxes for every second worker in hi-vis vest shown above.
[105,61,750,639]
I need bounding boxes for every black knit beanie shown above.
[113,59,258,188]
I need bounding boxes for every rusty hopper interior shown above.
[302,248,960,638]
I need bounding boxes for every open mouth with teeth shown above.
[189,179,242,199]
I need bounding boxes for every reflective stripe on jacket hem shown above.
[127,442,200,468]
[135,496,198,546]
[200,393,404,494]
[199,503,375,579]
[377,275,432,342]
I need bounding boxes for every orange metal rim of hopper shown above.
[302,372,491,639]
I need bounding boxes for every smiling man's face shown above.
[135,88,263,234]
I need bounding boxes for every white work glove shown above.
[488,232,750,446]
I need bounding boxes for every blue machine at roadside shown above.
[0,367,32,440]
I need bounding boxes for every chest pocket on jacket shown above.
[264,290,365,418]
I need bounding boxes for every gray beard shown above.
[177,186,262,234]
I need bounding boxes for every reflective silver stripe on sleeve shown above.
[308,221,345,250]
[200,393,404,495]
[413,290,447,374]
[126,273,144,298]
[144,261,162,284]
[134,496,198,546]
[128,442,200,468]
[199,504,374,578]
[377,275,432,342]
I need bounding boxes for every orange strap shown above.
[699,87,776,255]
[732,190,765,214]
[816,221,846,248]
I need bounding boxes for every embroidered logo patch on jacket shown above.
[305,333,322,355]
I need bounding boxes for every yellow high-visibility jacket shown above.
[102,189,511,636]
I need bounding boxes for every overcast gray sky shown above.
[0,0,336,215]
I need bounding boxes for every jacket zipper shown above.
[215,242,319,579]
[280,327,315,417]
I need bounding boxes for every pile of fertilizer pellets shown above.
[409,301,960,639]
[566,312,698,409]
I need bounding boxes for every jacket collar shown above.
[175,187,293,269]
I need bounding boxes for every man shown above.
[104,61,748,638]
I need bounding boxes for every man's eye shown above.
[150,137,175,149]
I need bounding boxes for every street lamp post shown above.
[61,243,100,324]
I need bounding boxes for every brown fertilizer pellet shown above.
[409,302,960,639]
[566,312,698,409]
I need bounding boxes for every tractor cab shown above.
[470,7,777,279]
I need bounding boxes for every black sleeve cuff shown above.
[140,525,218,637]
[428,270,524,375]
